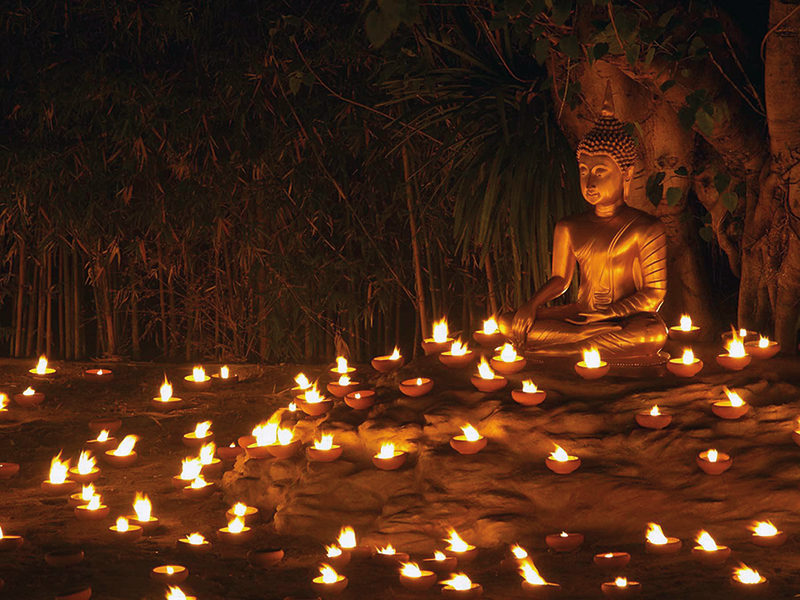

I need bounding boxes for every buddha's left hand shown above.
[566,310,613,325]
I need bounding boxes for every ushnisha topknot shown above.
[576,81,637,171]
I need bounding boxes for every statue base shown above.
[522,351,670,367]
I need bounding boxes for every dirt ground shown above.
[1,344,800,599]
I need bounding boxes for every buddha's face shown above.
[578,153,630,206]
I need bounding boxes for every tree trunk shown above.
[402,144,429,337]
[46,250,52,357]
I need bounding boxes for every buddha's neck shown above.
[594,198,625,218]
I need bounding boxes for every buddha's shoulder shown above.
[626,207,665,236]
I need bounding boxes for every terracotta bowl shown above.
[470,375,507,393]
[307,445,343,462]
[721,330,759,344]
[250,547,284,568]
[346,546,374,560]
[345,390,375,410]
[172,475,194,489]
[421,339,451,356]
[442,583,483,598]
[183,376,212,391]
[601,581,641,598]
[439,351,475,369]
[635,412,672,430]
[182,482,217,499]
[645,538,682,555]
[177,538,212,554]
[150,398,185,412]
[85,438,116,453]
[545,457,581,474]
[238,434,256,449]
[41,480,78,495]
[373,551,409,567]
[422,556,457,572]
[545,533,583,552]
[109,524,143,542]
[103,451,137,468]
[246,444,273,460]
[373,452,407,471]
[490,356,527,375]
[745,341,780,359]
[218,444,245,461]
[45,549,85,568]
[696,452,732,475]
[311,575,348,596]
[450,436,488,455]
[512,389,546,406]
[211,373,239,386]
[68,468,100,485]
[400,571,436,591]
[69,493,91,508]
[226,507,259,526]
[268,440,302,459]
[668,326,700,343]
[715,354,752,371]
[445,546,478,564]
[183,432,214,449]
[593,552,630,569]
[218,526,254,545]
[751,531,787,547]
[691,545,730,565]
[0,463,20,479]
[13,392,44,407]
[130,516,160,534]
[371,356,404,373]
[730,575,768,594]
[711,401,749,420]
[75,505,109,521]
[574,362,609,380]
[0,410,13,422]
[666,359,704,378]
[55,587,92,600]
[201,459,223,476]
[83,369,115,382]
[473,331,506,348]
[399,378,433,397]
[150,565,188,585]
[88,417,122,435]
[521,581,562,598]
[298,399,333,417]
[327,381,361,398]
[0,535,24,551]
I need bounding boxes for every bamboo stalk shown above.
[46,249,52,357]
[25,259,39,356]
[72,242,82,359]
[13,238,25,357]
[156,239,168,354]
[36,249,46,354]
[58,246,65,358]
[484,253,499,316]
[402,145,429,338]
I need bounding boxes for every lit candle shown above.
[0,394,10,421]
[166,586,197,600]
[721,327,758,344]
[267,427,301,459]
[731,564,768,591]
[329,356,356,376]
[151,377,185,411]
[399,377,434,397]
[75,492,109,521]
[667,348,704,378]
[29,355,56,378]
[472,318,506,347]
[307,433,342,462]
[545,445,581,474]
[593,551,631,569]
[337,526,373,559]
[245,421,279,458]
[691,531,730,565]
[373,442,407,470]
[13,386,44,407]
[41,452,77,495]
[745,335,781,359]
[183,421,213,448]
[326,374,362,398]
[177,532,211,554]
[421,318,453,355]
[297,385,333,416]
[292,372,312,393]
[130,492,159,533]
[68,451,100,484]
[421,550,457,572]
[749,520,787,547]
[373,544,409,567]
[218,441,244,461]
[211,364,239,385]
[601,576,642,598]
[635,405,672,430]
[450,424,488,455]
[69,483,97,508]
[173,458,203,488]
[470,358,507,392]
[645,523,681,555]
[182,475,216,499]
[668,314,700,342]
[183,365,211,390]
[345,389,376,410]
[716,333,752,370]
[712,388,749,420]
[511,380,546,406]
[545,531,584,552]
[575,348,609,379]
[226,502,259,526]
[109,516,143,542]
[86,429,116,453]
[399,562,437,591]
[198,442,222,476]
[696,448,732,475]
[104,435,139,467]
[218,516,253,544]
[441,573,482,599]
[444,529,478,564]
[83,368,114,382]
[150,565,188,585]
[519,559,561,597]
[0,525,24,551]
[323,544,351,570]
[439,339,475,369]
[371,347,405,373]
[311,564,348,596]
[490,343,527,375]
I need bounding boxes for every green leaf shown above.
[558,35,580,59]
[489,12,509,30]
[646,171,666,206]
[551,0,573,26]
[660,79,676,93]
[593,42,609,61]
[534,37,549,65]
[699,225,713,242]
[505,0,526,16]
[713,171,731,193]
[678,106,696,130]
[721,191,738,212]
[658,7,677,28]
[365,10,393,47]
[675,166,689,176]
[695,108,715,136]
[644,46,656,68]
[666,186,683,206]
[625,43,641,66]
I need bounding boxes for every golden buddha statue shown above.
[500,83,668,359]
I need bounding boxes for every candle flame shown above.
[192,366,206,382]
[97,430,109,442]
[81,484,95,501]
[520,559,546,585]
[401,562,422,577]
[77,451,95,474]
[86,495,102,511]
[116,517,129,532]
[166,566,175,574]
[220,365,229,379]
[739,328,747,337]
[445,529,470,552]
[199,442,216,465]
[113,435,138,457]
[499,343,517,362]
[134,492,152,521]
[460,424,482,442]
[649,405,661,416]
[614,577,628,588]
[442,574,472,591]
[724,388,744,407]
[477,358,495,380]
[522,380,538,393]
[96,369,105,375]
[432,319,449,343]
[159,377,173,402]
[294,373,310,389]
[180,458,202,481]
[679,315,692,331]
[166,587,187,600]
[560,532,568,537]
[726,336,746,358]
[35,356,49,374]
[758,336,770,348]
[232,503,248,517]
[288,401,297,412]
[450,339,468,356]
[434,550,447,561]
[377,442,396,459]
[377,544,396,555]
[734,565,762,584]
[0,394,7,410]
[185,533,205,545]
[23,387,35,396]
[48,452,69,484]
[706,449,719,463]
[646,523,669,545]
[550,445,571,462]
[190,475,207,489]
[277,428,294,446]
[227,516,245,534]
[314,434,334,451]
[511,544,528,559]
[415,377,424,386]
[389,347,401,360]
[682,348,695,364]
[338,526,356,549]
[337,374,351,386]
[326,544,342,557]
[319,564,340,584]
[582,348,601,368]
[483,318,498,335]
[751,521,778,537]
[253,422,278,447]
[193,421,212,438]
[696,531,718,551]
[304,386,324,404]
[335,357,349,374]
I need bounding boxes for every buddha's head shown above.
[576,82,637,208]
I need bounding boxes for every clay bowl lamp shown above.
[439,339,475,369]
[249,547,285,568]
[130,493,160,533]
[323,545,351,570]
[311,564,348,597]
[575,348,609,380]
[400,377,434,397]
[669,315,701,343]
[45,549,84,568]
[712,388,749,420]
[68,452,100,485]
[441,574,483,599]
[545,532,583,553]
[666,348,704,378]
[399,562,437,591]
[345,390,375,410]
[307,434,342,463]
[268,429,302,459]
[151,565,188,585]
[372,348,404,373]
[373,443,407,470]
[490,343,527,375]
[218,443,244,461]
[337,526,373,559]
[103,435,139,468]
[373,545,409,567]
[0,463,20,479]
[14,387,44,408]
[30,356,57,379]
[593,552,631,569]
[450,425,488,455]
[246,442,273,460]
[645,524,682,555]
[173,458,203,488]
[227,503,259,526]
[184,366,212,391]
[545,445,581,475]
[722,328,759,345]
[83,368,114,382]
[41,453,78,495]
[635,405,672,430]
[211,365,239,386]
[326,375,361,398]
[422,551,457,573]
[500,544,530,572]
[716,337,752,371]
[691,531,730,565]
[218,516,253,545]
[512,381,546,406]
[422,319,453,356]
[472,318,506,348]
[750,521,787,547]
[109,517,143,542]
[471,359,507,393]
[697,449,732,475]
[182,476,216,499]
[297,388,333,417]
[69,485,98,508]
[198,443,223,476]
[0,394,12,421]
[745,336,781,360]
[330,356,357,379]
[731,566,768,594]
[183,421,214,448]
[0,526,24,551]
[444,530,478,564]
[292,372,314,396]
[85,430,116,454]
[55,587,92,600]
[152,378,185,412]
[601,578,641,598]
[178,533,211,554]
[519,559,562,599]
[75,495,110,521]
[88,416,122,435]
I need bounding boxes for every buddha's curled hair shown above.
[576,81,637,172]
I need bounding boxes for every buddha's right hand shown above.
[511,304,537,345]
